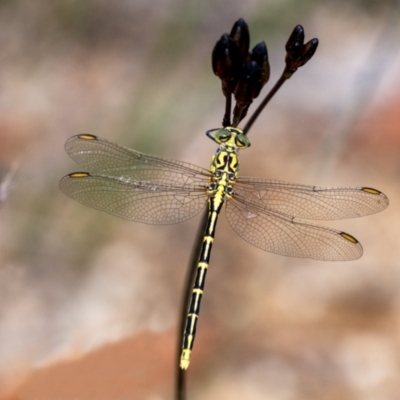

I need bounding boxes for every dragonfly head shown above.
[206,127,251,149]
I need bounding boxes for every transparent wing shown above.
[61,134,211,224]
[64,134,211,186]
[235,177,389,220]
[59,173,208,225]
[226,192,363,261]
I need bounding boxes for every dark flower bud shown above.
[250,41,270,87]
[212,33,241,95]
[230,18,250,62]
[212,34,240,81]
[285,25,304,52]
[297,39,319,67]
[286,40,302,63]
[234,61,263,102]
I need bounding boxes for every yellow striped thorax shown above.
[207,127,251,198]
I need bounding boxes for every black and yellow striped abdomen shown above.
[180,198,223,369]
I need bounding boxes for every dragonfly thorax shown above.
[206,127,251,189]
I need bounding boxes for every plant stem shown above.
[243,72,288,135]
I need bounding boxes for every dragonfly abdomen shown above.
[180,194,224,369]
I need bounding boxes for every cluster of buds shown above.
[212,20,318,132]
[212,18,270,127]
[284,25,319,78]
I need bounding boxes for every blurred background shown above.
[0,0,400,399]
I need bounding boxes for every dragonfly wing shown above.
[64,134,211,186]
[59,173,208,225]
[235,178,389,220]
[226,193,363,261]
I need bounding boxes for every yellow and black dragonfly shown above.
[59,127,389,369]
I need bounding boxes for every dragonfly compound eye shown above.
[214,129,232,143]
[235,134,251,148]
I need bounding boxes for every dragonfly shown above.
[59,127,389,369]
